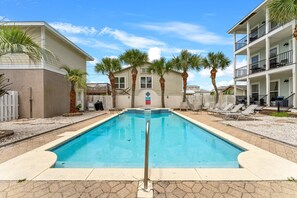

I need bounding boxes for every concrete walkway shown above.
[0,111,297,197]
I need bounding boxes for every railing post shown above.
[143,120,150,191]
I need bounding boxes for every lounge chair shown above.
[88,102,95,111]
[202,102,210,111]
[223,105,258,120]
[191,103,202,114]
[180,102,189,111]
[220,104,244,115]
[209,103,234,114]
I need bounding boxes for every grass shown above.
[271,112,289,117]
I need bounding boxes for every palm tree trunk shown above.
[160,77,165,108]
[131,68,138,108]
[210,68,218,103]
[109,73,116,108]
[70,82,77,113]
[182,71,188,102]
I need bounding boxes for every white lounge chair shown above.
[220,104,244,115]
[209,103,234,114]
[180,102,189,111]
[191,103,202,114]
[202,102,210,111]
[224,104,258,120]
[88,102,95,111]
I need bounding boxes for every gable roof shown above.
[1,21,94,61]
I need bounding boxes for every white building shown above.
[228,0,296,108]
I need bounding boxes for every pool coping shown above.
[0,109,297,181]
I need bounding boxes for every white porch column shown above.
[292,20,297,108]
[234,81,237,104]
[265,37,270,70]
[234,33,237,78]
[247,78,251,105]
[293,68,297,108]
[247,21,250,44]
[265,6,270,34]
[266,74,271,107]
[247,47,251,75]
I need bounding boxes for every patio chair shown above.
[223,105,258,120]
[191,103,202,114]
[202,102,210,111]
[180,102,189,111]
[209,103,234,114]
[88,102,95,111]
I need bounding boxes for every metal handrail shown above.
[143,120,150,191]
[285,93,295,101]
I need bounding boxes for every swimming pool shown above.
[52,109,244,168]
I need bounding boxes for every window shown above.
[115,77,125,89]
[140,77,152,88]
[251,84,259,101]
[251,55,259,70]
[250,26,258,42]
[270,21,278,31]
[270,81,279,101]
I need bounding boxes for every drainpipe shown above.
[29,87,33,118]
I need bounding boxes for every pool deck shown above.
[0,111,297,197]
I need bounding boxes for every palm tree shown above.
[202,52,231,104]
[148,57,172,108]
[0,25,54,62]
[267,0,297,39]
[169,50,202,102]
[119,49,148,108]
[60,65,87,113]
[95,57,121,108]
[0,74,10,97]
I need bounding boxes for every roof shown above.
[1,21,94,61]
[222,85,247,92]
[114,64,183,75]
[227,0,267,34]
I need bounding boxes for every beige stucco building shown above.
[0,21,93,118]
[113,64,183,108]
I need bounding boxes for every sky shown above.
[0,0,263,90]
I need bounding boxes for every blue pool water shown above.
[52,110,243,168]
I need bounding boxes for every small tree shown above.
[95,57,121,108]
[119,49,148,108]
[202,52,231,104]
[0,74,10,97]
[148,57,171,108]
[61,65,87,113]
[169,50,202,102]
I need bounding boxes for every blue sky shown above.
[1,0,263,90]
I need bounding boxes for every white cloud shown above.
[0,16,10,21]
[100,27,166,49]
[148,47,161,61]
[67,36,120,50]
[50,22,98,35]
[88,57,100,66]
[137,22,232,45]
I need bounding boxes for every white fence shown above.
[87,93,235,110]
[0,91,19,121]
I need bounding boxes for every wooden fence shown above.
[0,91,18,121]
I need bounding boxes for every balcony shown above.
[249,23,266,43]
[235,66,248,78]
[269,50,293,70]
[235,36,247,51]
[249,59,266,74]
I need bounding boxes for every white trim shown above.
[289,77,293,95]
[139,76,153,89]
[270,79,280,98]
[251,82,260,100]
[114,76,126,89]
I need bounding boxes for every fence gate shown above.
[0,91,19,121]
